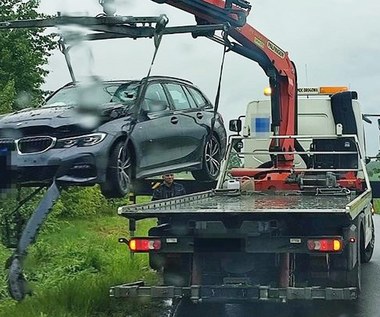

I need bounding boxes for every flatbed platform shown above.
[118,189,365,220]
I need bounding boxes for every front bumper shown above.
[109,282,358,302]
[1,136,114,187]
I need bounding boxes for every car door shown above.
[132,82,185,176]
[164,83,207,164]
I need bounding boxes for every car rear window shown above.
[188,87,208,108]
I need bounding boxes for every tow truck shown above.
[1,0,375,305]
[108,0,375,304]
[112,94,374,303]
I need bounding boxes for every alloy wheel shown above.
[117,146,131,191]
[205,136,221,177]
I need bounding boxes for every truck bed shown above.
[114,189,368,303]
[118,189,370,220]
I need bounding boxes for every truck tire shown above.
[361,217,375,263]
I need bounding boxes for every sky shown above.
[37,0,380,155]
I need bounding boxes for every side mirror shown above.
[229,119,242,133]
[378,118,380,130]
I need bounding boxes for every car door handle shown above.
[171,117,178,124]
[196,112,203,119]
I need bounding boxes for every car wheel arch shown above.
[209,130,226,155]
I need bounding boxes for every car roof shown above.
[61,76,194,89]
[141,76,193,85]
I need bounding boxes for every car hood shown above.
[0,103,131,129]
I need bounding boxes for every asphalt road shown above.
[171,214,380,317]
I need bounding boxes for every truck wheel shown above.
[192,135,221,181]
[101,141,132,198]
[361,217,375,263]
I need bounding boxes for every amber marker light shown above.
[129,239,137,251]
[307,238,343,252]
[333,239,342,251]
[319,86,348,94]
[128,238,161,252]
[263,87,272,96]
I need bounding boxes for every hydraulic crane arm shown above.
[152,0,297,165]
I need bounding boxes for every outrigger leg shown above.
[6,180,61,301]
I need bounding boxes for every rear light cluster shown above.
[128,238,161,252]
[307,238,342,252]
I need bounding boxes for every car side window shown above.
[143,83,169,112]
[188,87,208,108]
[165,84,191,110]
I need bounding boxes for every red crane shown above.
[151,0,298,168]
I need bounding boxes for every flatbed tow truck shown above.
[112,131,374,302]
[1,0,375,305]
[108,0,375,304]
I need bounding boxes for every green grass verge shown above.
[0,214,161,317]
[373,199,380,214]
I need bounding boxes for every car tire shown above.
[192,134,222,181]
[101,141,132,198]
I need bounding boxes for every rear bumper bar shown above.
[110,282,358,302]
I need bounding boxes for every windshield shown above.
[45,82,140,107]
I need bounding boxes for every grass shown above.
[0,212,161,317]
[368,167,380,214]
[373,199,380,214]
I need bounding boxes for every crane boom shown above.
[152,0,297,166]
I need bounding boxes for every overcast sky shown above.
[38,0,380,155]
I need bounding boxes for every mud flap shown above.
[343,224,358,270]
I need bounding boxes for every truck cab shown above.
[242,87,367,169]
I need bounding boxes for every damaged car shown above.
[0,76,227,198]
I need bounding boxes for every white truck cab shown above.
[242,87,366,168]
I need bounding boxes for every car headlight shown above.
[56,133,107,148]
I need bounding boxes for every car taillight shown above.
[307,238,343,252]
[128,238,161,252]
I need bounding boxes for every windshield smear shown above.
[45,82,140,107]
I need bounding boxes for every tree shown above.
[0,0,55,113]
[0,0,54,245]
